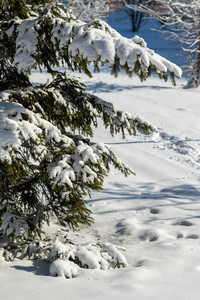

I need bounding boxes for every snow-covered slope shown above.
[1,10,200,300]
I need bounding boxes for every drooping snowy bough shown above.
[0,1,181,263]
[5,3,182,82]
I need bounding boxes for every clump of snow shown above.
[48,140,115,189]
[14,19,38,71]
[1,212,28,238]
[0,94,74,164]
[0,101,25,162]
[101,244,128,268]
[21,241,44,259]
[48,157,76,188]
[0,246,5,261]
[132,35,147,48]
[116,217,140,236]
[74,246,104,269]
[50,258,79,278]
[47,239,73,262]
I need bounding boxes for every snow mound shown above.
[50,258,79,278]
[116,217,173,242]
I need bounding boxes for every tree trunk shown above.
[186,39,200,88]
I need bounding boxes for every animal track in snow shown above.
[116,217,172,243]
[174,220,194,227]
[134,259,151,268]
[186,234,199,239]
[139,230,158,242]
[150,208,159,215]
[155,131,200,172]
[176,232,199,240]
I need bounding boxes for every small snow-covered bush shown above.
[0,238,127,278]
[46,239,128,278]
[7,239,128,278]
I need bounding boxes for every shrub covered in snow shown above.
[4,238,128,278]
[48,240,128,278]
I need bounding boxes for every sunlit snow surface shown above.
[1,10,200,300]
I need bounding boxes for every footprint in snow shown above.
[139,230,158,242]
[134,259,151,268]
[150,208,159,215]
[177,232,199,239]
[174,220,193,227]
[116,218,159,242]
[186,234,199,239]
[157,131,200,169]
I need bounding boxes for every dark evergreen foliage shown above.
[0,0,180,250]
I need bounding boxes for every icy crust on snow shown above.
[10,3,182,78]
[0,97,73,163]
[47,239,127,278]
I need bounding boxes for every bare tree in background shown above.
[67,0,109,22]
[122,0,155,32]
[125,0,200,88]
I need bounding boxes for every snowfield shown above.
[1,11,200,300]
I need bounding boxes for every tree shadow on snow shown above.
[86,81,173,94]
[88,182,200,225]
[11,259,50,276]
[106,140,156,145]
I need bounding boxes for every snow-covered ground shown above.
[1,10,200,300]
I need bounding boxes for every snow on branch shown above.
[0,84,136,233]
[48,139,134,193]
[5,2,182,82]
[1,72,157,142]
[46,72,158,137]
[0,91,134,178]
[93,94,158,136]
[0,94,73,164]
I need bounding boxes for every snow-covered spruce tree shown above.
[66,0,109,22]
[0,0,181,250]
[125,0,200,88]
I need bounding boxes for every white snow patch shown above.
[50,258,79,278]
